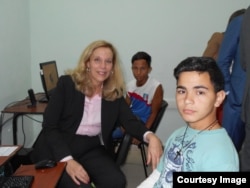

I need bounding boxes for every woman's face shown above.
[87,47,114,86]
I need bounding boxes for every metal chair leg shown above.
[115,134,132,166]
[139,143,148,177]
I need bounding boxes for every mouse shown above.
[35,159,57,169]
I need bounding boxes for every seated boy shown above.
[137,56,239,188]
[112,51,163,144]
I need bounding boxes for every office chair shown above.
[114,100,168,177]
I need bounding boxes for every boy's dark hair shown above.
[173,57,224,92]
[131,51,151,67]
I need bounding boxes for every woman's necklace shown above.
[174,119,218,160]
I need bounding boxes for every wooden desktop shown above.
[14,162,66,188]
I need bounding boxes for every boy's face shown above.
[176,71,224,129]
[131,59,151,86]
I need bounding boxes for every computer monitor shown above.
[39,60,59,102]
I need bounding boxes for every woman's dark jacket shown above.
[31,75,148,162]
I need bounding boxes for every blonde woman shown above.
[31,40,162,188]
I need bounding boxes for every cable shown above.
[0,114,14,128]
[21,116,26,146]
[24,115,43,124]
[0,99,27,129]
[4,100,27,108]
[21,115,42,148]
[0,113,14,144]
[1,100,43,147]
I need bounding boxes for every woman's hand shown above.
[145,133,163,169]
[66,159,90,185]
[132,138,141,145]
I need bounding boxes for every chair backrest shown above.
[150,100,168,133]
[115,99,168,165]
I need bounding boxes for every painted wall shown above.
[0,0,38,146]
[1,0,249,146]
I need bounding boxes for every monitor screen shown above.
[39,61,59,102]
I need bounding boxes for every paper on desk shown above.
[0,146,18,156]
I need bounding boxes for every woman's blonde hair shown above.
[65,40,126,101]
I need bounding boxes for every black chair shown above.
[114,100,168,177]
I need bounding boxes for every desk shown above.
[14,162,66,188]
[2,95,47,145]
[0,145,22,166]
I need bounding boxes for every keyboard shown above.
[0,175,34,188]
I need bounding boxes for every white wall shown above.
[0,0,37,146]
[0,0,30,107]
[1,0,249,146]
